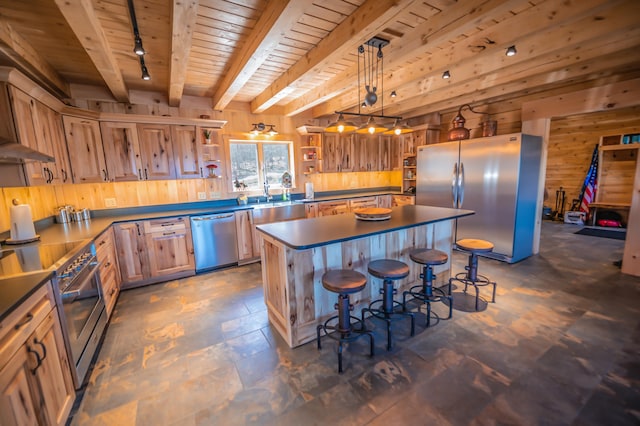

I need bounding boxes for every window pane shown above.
[263,143,291,188]
[230,143,259,190]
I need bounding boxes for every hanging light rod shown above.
[334,111,403,120]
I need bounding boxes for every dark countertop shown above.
[256,205,474,250]
[0,271,53,322]
[0,189,408,320]
[299,191,411,203]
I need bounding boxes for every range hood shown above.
[0,137,55,164]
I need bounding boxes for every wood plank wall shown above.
[546,106,640,212]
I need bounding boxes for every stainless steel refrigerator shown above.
[416,133,542,263]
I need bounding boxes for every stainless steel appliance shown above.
[416,133,542,263]
[191,213,239,271]
[0,240,107,388]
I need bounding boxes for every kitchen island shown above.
[255,205,474,348]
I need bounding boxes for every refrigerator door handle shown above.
[458,162,465,208]
[451,163,458,208]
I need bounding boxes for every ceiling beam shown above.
[169,0,199,107]
[0,19,70,99]
[250,0,417,114]
[283,0,528,117]
[311,0,630,118]
[212,0,307,111]
[53,0,129,103]
[384,26,640,120]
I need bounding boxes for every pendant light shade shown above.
[325,114,357,133]
[355,117,387,134]
[383,119,413,135]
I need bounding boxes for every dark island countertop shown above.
[256,205,474,250]
[0,271,53,322]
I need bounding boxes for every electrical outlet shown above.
[209,191,221,199]
[104,198,117,207]
[197,192,207,200]
[349,181,357,188]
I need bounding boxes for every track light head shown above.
[442,70,451,79]
[133,36,145,56]
[505,45,517,57]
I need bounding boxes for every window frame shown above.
[229,139,296,193]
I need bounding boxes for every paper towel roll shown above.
[305,182,314,199]
[10,204,37,242]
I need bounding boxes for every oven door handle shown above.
[61,261,101,303]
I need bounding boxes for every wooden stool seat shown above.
[317,269,373,373]
[367,259,410,280]
[322,269,367,294]
[456,239,494,253]
[409,248,449,266]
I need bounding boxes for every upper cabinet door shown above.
[8,87,50,185]
[63,116,107,183]
[172,125,202,179]
[101,122,143,182]
[137,124,176,180]
[35,102,72,184]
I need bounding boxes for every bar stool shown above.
[317,269,374,373]
[403,248,452,327]
[450,239,497,311]
[362,259,415,350]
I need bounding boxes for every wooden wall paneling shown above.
[622,152,640,277]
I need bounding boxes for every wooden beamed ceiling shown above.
[0,0,637,121]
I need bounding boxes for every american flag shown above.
[579,145,598,214]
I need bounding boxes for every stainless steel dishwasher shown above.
[190,213,238,272]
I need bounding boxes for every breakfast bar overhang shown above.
[256,205,474,348]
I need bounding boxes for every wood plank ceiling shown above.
[0,0,638,121]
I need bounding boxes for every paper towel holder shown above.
[5,199,41,245]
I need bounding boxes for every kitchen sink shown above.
[251,201,305,223]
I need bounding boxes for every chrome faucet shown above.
[263,165,271,201]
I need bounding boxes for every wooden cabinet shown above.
[353,134,381,171]
[0,284,75,426]
[377,195,392,208]
[63,116,107,183]
[392,194,415,206]
[95,227,121,319]
[144,217,195,277]
[172,125,203,179]
[100,122,143,182]
[113,222,147,284]
[304,203,318,218]
[201,130,223,180]
[7,86,71,185]
[136,124,176,180]
[402,154,417,193]
[301,133,322,174]
[322,133,353,172]
[235,210,257,262]
[114,217,195,289]
[316,200,349,216]
[349,196,378,210]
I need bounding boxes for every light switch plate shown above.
[197,192,207,200]
[105,198,117,207]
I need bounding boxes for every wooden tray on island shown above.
[353,207,392,221]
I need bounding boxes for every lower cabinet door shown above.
[0,345,41,426]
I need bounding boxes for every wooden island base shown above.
[257,207,466,348]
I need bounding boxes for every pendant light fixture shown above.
[324,37,412,135]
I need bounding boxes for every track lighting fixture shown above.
[505,45,517,57]
[442,70,451,79]
[133,35,145,56]
[390,90,397,98]
[140,58,150,80]
[128,0,150,80]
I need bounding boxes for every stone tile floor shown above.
[70,222,640,425]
